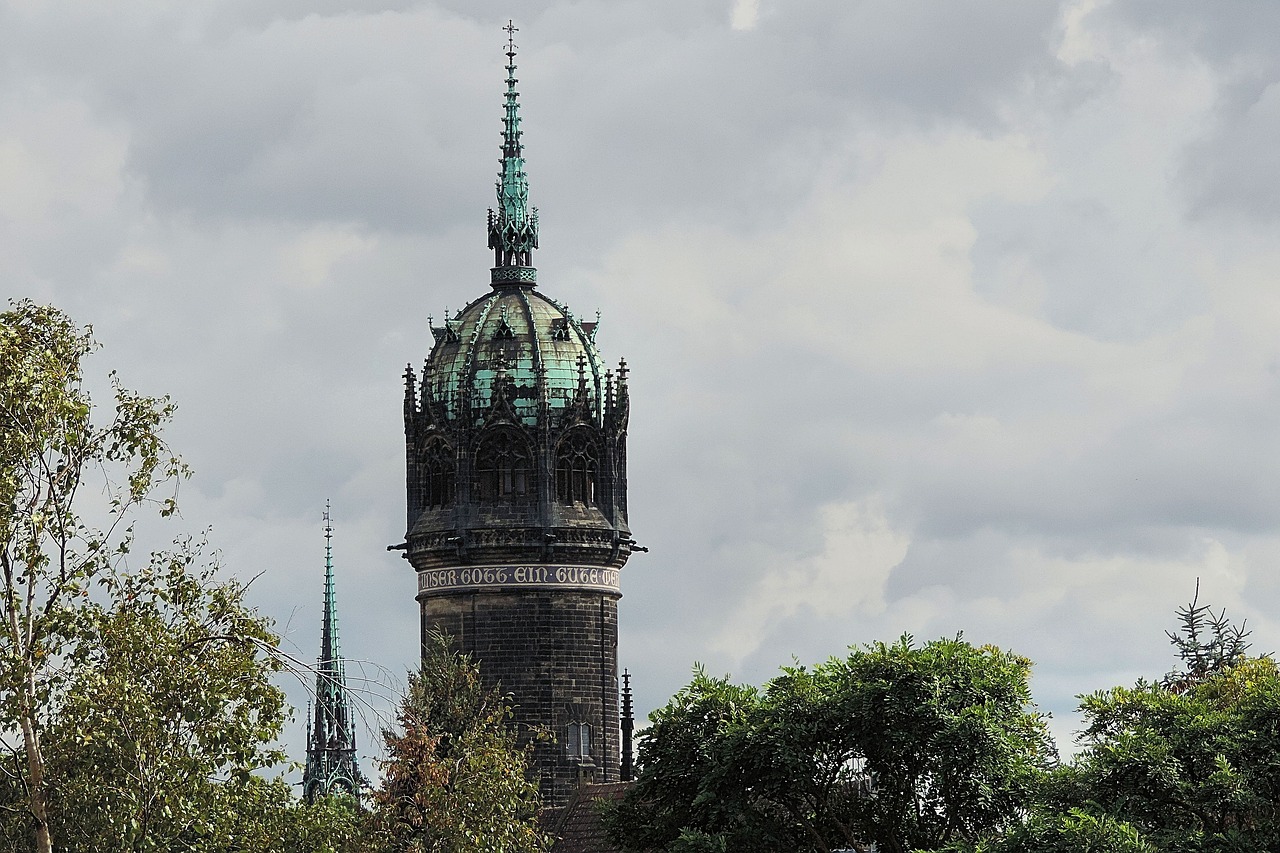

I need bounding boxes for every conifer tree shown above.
[373,632,549,853]
[1162,581,1250,692]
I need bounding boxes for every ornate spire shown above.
[303,502,365,803]
[487,20,539,287]
[321,505,340,665]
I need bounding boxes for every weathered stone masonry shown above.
[423,591,619,803]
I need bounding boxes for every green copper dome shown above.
[424,289,604,427]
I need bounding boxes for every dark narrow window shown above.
[566,722,591,759]
[420,441,455,509]
[474,430,533,502]
[555,431,600,507]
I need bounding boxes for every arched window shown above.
[420,440,456,509]
[474,429,534,502]
[566,721,592,759]
[555,430,600,507]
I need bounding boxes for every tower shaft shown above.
[402,24,633,808]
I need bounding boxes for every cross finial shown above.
[504,20,518,57]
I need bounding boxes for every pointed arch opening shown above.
[474,428,535,502]
[420,439,456,510]
[555,428,601,507]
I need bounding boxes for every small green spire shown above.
[487,20,539,286]
[304,501,365,803]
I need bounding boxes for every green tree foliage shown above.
[949,809,1154,853]
[372,631,549,853]
[1162,585,1250,692]
[1059,655,1280,853]
[0,300,186,852]
[42,543,287,846]
[0,302,360,852]
[29,541,360,851]
[188,774,364,853]
[607,636,1056,853]
[987,595,1278,853]
[605,669,764,852]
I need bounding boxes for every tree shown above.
[1058,655,1280,853]
[0,300,185,853]
[0,301,362,852]
[40,542,284,847]
[32,540,363,851]
[210,775,367,853]
[604,669,770,852]
[947,809,1154,853]
[1162,583,1250,692]
[1015,595,1280,853]
[372,631,549,853]
[607,636,1057,853]
[0,535,368,852]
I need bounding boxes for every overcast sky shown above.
[7,0,1280,771]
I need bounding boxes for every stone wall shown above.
[423,588,620,806]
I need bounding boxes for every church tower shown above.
[399,23,634,807]
[303,504,366,803]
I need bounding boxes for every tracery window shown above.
[555,430,600,506]
[420,440,456,509]
[474,429,534,502]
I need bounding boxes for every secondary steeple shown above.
[487,19,540,286]
[303,502,365,803]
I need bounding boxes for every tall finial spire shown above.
[303,501,366,803]
[321,501,339,664]
[487,19,539,288]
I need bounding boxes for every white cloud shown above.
[714,497,910,662]
[278,226,378,289]
[730,0,759,31]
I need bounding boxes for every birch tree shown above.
[0,300,185,853]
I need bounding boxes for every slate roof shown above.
[549,782,632,853]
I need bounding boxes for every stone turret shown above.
[397,22,634,807]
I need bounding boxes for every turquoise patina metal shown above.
[486,21,539,281]
[418,26,613,429]
[423,289,605,428]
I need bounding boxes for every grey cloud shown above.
[1090,1,1280,221]
[1096,0,1280,65]
[4,0,1076,242]
[970,195,1210,342]
[8,0,1280,770]
[3,6,499,231]
[535,0,1073,238]
[1181,86,1280,222]
[760,0,1065,119]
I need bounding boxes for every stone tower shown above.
[303,503,366,803]
[398,23,633,807]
